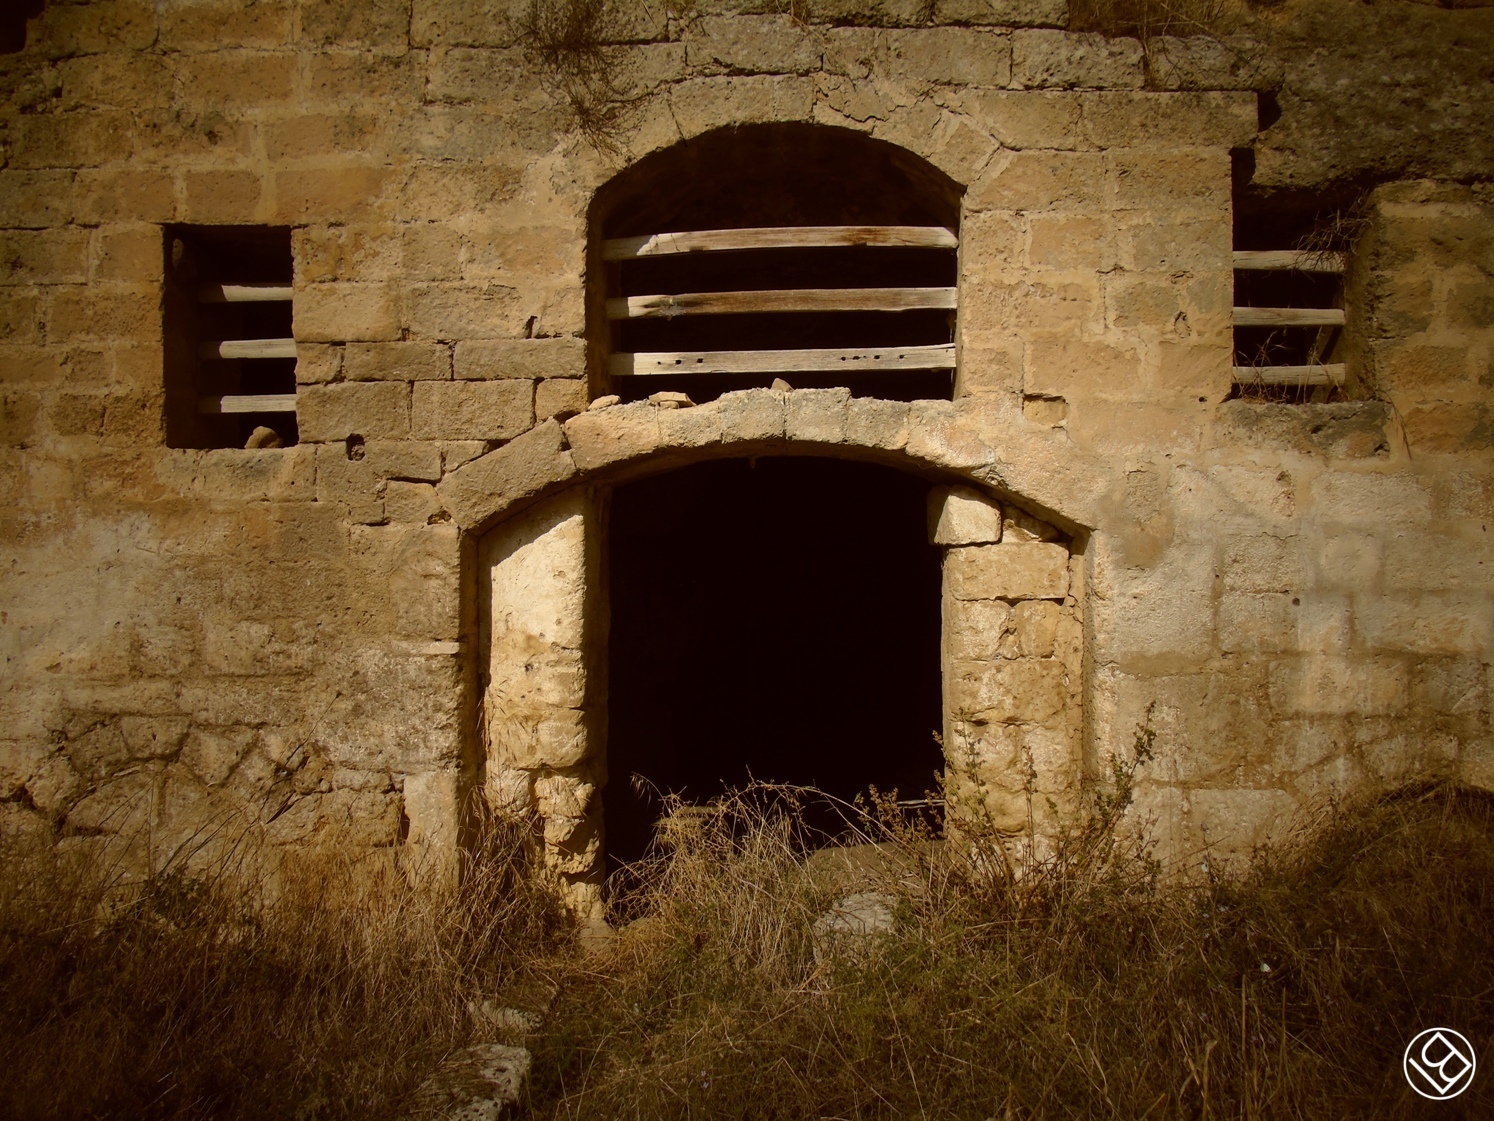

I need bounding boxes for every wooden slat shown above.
[199,393,298,414]
[1232,364,1346,387]
[603,225,958,260]
[607,287,958,319]
[199,337,297,359]
[199,283,294,303]
[1233,250,1346,274]
[610,344,957,377]
[1232,307,1345,328]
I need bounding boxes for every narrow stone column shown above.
[479,489,607,917]
[931,486,1082,853]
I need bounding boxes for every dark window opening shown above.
[603,456,946,871]
[1231,192,1366,403]
[164,226,298,449]
[590,124,964,405]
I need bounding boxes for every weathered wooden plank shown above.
[607,287,958,319]
[199,393,298,414]
[1232,250,1346,274]
[602,225,958,260]
[198,283,294,303]
[610,344,957,376]
[1232,307,1345,328]
[1232,364,1346,387]
[199,337,298,359]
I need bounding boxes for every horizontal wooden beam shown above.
[1232,364,1347,387]
[1232,307,1345,328]
[602,225,958,260]
[199,394,298,414]
[198,283,294,303]
[610,344,957,377]
[1233,250,1346,274]
[607,287,958,319]
[200,338,297,359]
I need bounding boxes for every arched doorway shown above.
[603,456,945,867]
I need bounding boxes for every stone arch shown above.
[442,389,1109,916]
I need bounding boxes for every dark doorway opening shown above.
[604,456,945,869]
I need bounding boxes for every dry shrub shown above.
[520,0,637,149]
[531,767,1494,1118]
[0,806,564,1121]
[1069,0,1235,38]
[5,760,1493,1119]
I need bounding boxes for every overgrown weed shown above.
[3,755,1492,1118]
[0,806,564,1120]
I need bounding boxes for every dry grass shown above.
[0,810,564,1121]
[3,752,1492,1119]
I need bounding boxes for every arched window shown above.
[589,124,964,404]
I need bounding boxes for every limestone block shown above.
[905,401,993,470]
[806,0,927,27]
[47,290,161,343]
[159,0,294,49]
[402,223,463,281]
[886,28,1012,86]
[845,396,910,451]
[1011,30,1144,91]
[294,344,343,385]
[1080,92,1256,150]
[385,480,444,524]
[1214,402,1395,461]
[118,715,188,759]
[1012,600,1061,658]
[785,387,850,444]
[441,440,488,472]
[534,771,597,819]
[180,169,266,224]
[411,379,533,440]
[8,112,133,170]
[403,769,459,848]
[72,169,170,223]
[405,282,525,339]
[299,381,411,441]
[455,338,586,380]
[181,727,253,786]
[1308,470,1433,525]
[933,0,1067,27]
[668,76,816,138]
[485,494,596,770]
[532,378,585,423]
[928,485,1002,545]
[1110,149,1229,212]
[438,419,578,531]
[656,399,724,450]
[1216,592,1296,655]
[1268,656,1409,717]
[686,16,822,75]
[65,770,157,836]
[944,598,1015,661]
[0,229,89,284]
[316,448,386,523]
[1220,535,1307,594]
[294,282,401,343]
[1187,787,1297,853]
[197,446,317,502]
[946,541,1070,600]
[947,658,1069,726]
[1357,593,1494,656]
[563,402,661,473]
[1089,540,1213,662]
[365,439,443,482]
[0,170,73,227]
[344,341,451,381]
[411,0,526,47]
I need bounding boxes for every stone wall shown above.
[1,0,1492,882]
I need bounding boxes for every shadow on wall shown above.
[604,456,946,868]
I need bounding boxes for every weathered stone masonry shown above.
[1,1,1492,897]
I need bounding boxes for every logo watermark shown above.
[1404,1028,1476,1100]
